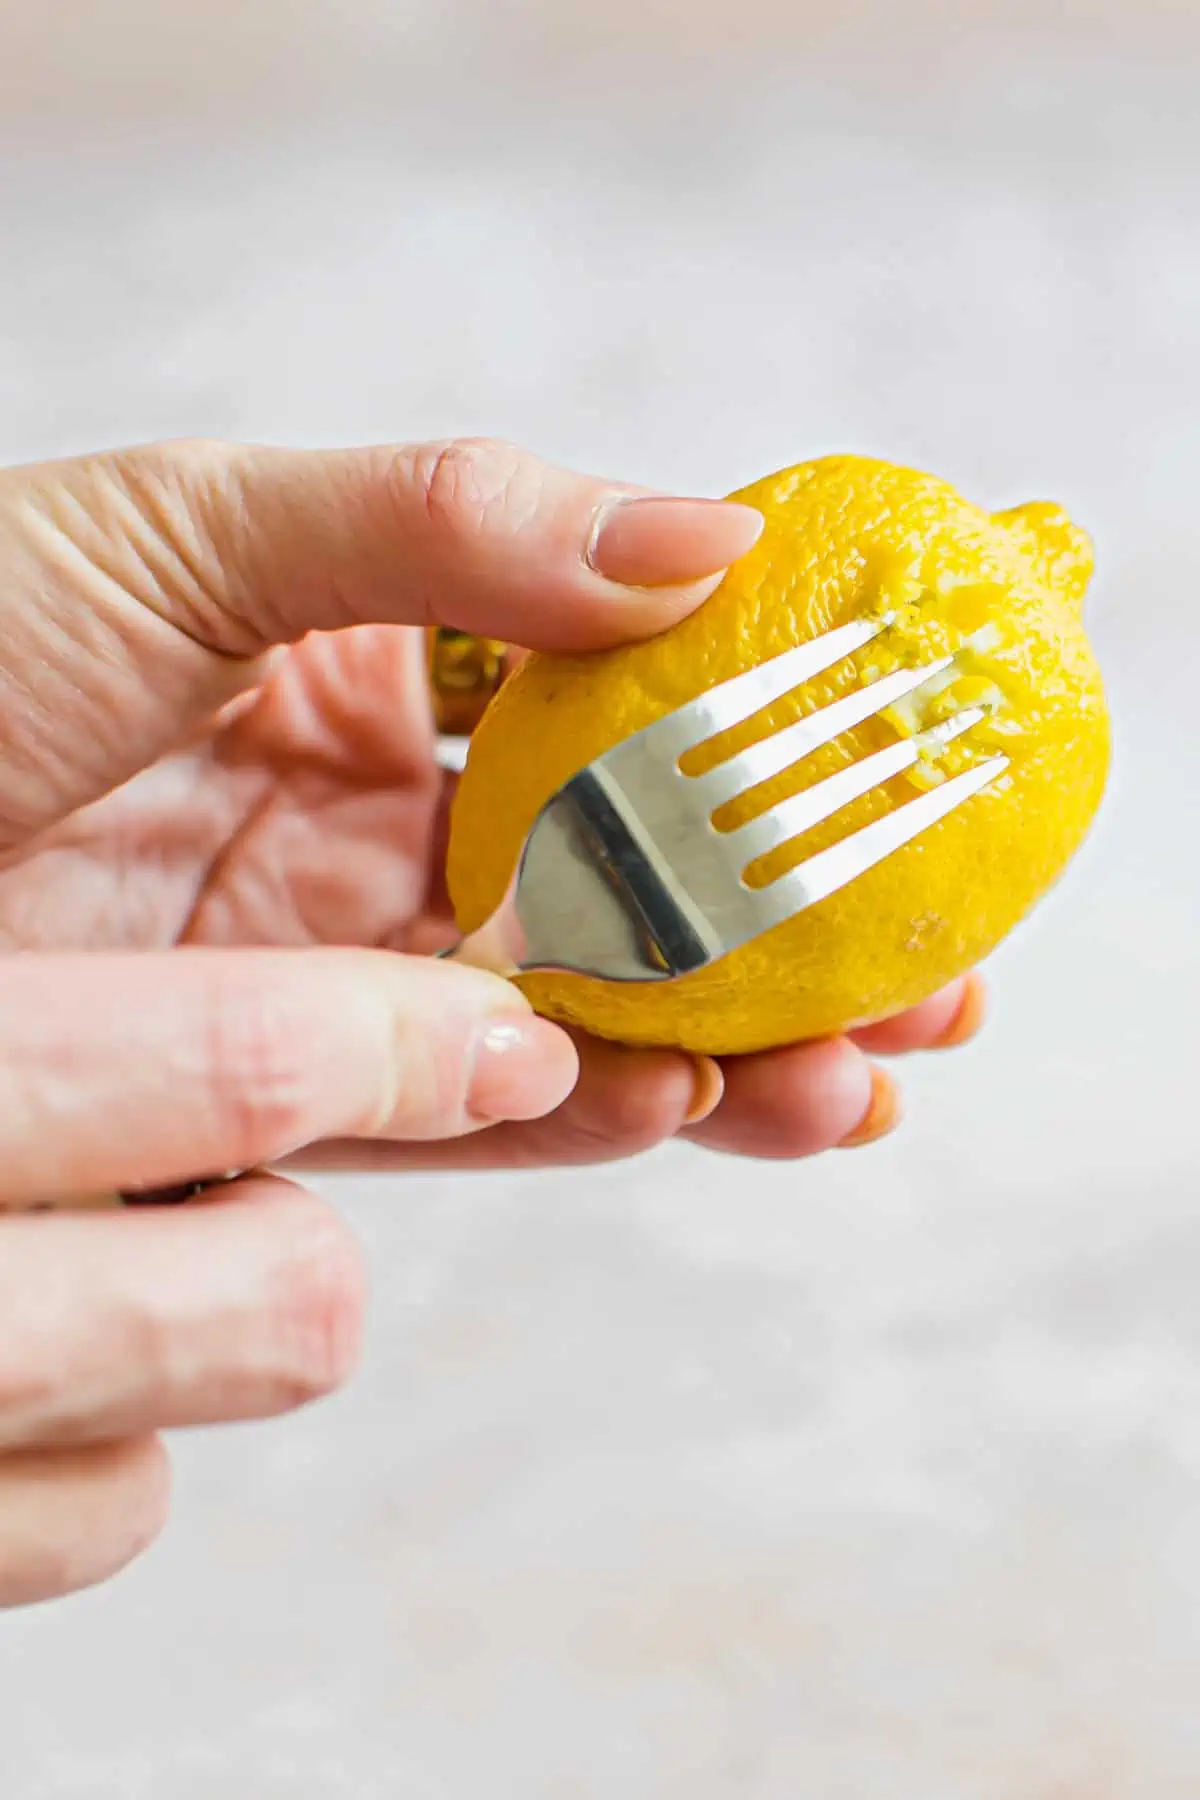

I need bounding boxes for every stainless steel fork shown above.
[444,615,1009,983]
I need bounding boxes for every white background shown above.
[1,4,1199,1794]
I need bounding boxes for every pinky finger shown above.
[0,1436,171,1609]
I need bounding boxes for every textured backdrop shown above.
[1,7,1198,1795]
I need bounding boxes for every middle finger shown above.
[0,1176,365,1450]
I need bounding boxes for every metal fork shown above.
[443,615,1009,983]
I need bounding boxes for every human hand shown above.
[0,436,982,1601]
[0,436,983,1183]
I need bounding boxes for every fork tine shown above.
[636,615,889,760]
[766,754,1010,912]
[727,705,987,868]
[694,653,955,810]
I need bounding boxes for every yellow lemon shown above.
[447,455,1110,1054]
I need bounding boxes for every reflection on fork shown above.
[441,615,1009,983]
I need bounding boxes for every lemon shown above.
[447,456,1110,1054]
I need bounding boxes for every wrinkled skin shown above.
[0,436,982,1609]
[0,623,974,1170]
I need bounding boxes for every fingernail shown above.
[684,1055,725,1125]
[466,1015,579,1123]
[586,497,764,588]
[838,1066,902,1149]
[931,972,987,1050]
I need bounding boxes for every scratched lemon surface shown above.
[448,456,1110,1053]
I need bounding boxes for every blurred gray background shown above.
[2,2,1199,1794]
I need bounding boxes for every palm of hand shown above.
[0,628,448,957]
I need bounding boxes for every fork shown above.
[104,618,1007,1212]
[442,615,1009,983]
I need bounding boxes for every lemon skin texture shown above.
[447,456,1110,1055]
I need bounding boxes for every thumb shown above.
[0,436,761,833]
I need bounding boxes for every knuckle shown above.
[526,1086,683,1167]
[203,974,326,1168]
[94,439,263,654]
[101,437,209,492]
[265,1204,367,1407]
[399,436,532,540]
